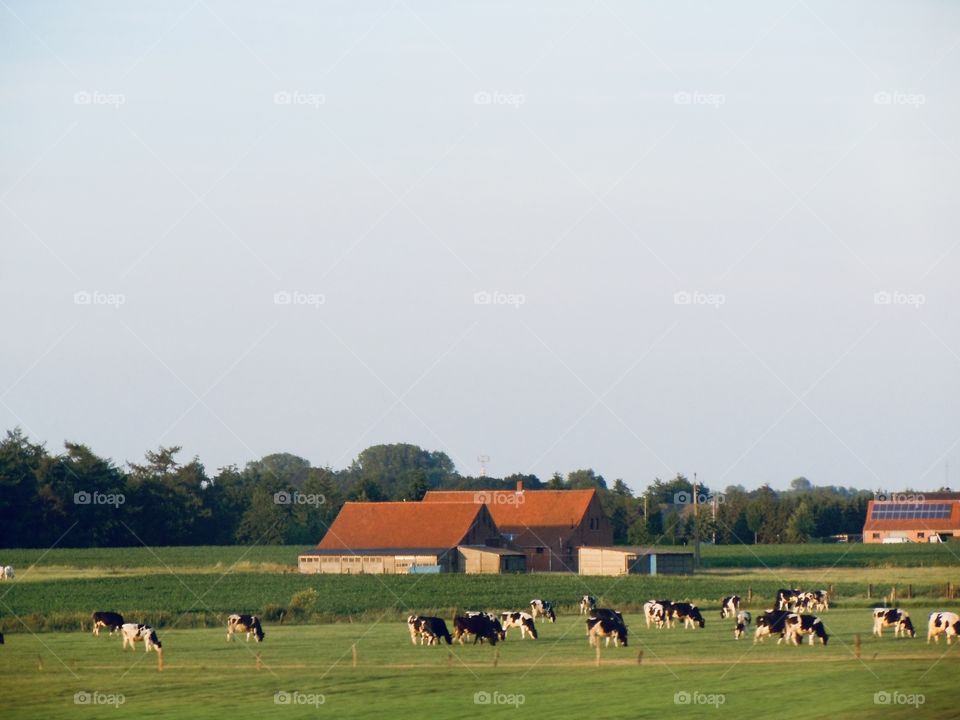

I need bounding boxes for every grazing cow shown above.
[1,566,13,580]
[643,599,672,628]
[587,616,628,647]
[227,614,264,642]
[872,608,915,638]
[754,610,792,644]
[734,611,752,640]
[407,615,452,645]
[671,602,705,629]
[529,599,556,623]
[580,596,597,614]
[500,611,538,640]
[453,613,500,645]
[775,589,802,611]
[784,613,829,645]
[720,595,740,619]
[809,590,829,612]
[121,623,162,653]
[927,611,960,645]
[92,611,125,637]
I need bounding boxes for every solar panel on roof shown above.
[870,503,951,520]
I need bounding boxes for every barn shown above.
[863,492,960,543]
[298,501,525,574]
[578,546,695,576]
[423,482,613,572]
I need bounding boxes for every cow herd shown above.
[88,610,267,657]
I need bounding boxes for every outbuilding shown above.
[578,546,694,576]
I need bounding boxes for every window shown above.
[918,532,925,538]
[872,533,880,539]
[536,547,544,554]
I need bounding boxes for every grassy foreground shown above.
[0,610,957,719]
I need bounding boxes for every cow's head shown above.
[900,616,915,638]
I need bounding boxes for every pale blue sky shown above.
[2,1,958,492]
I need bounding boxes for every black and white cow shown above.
[872,608,915,638]
[720,595,740,619]
[645,600,675,629]
[500,611,538,640]
[775,589,802,611]
[754,610,792,644]
[671,602,705,629]
[92,611,124,637]
[121,623,162,653]
[453,613,501,645]
[784,613,829,645]
[529,599,556,623]
[734,611,752,639]
[809,590,829,612]
[579,596,597,614]
[1,566,13,580]
[587,616,628,647]
[927,611,960,644]
[407,615,452,645]
[227,614,264,642]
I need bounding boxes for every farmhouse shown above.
[299,501,525,574]
[863,492,960,544]
[423,482,613,571]
[578,546,694,576]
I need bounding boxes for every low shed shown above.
[578,546,694,576]
[458,546,526,574]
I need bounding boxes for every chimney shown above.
[516,480,524,493]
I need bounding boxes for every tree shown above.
[786,501,816,543]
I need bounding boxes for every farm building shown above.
[299,501,525,574]
[863,492,960,543]
[423,482,613,572]
[578,546,694,576]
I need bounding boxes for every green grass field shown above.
[1,610,957,719]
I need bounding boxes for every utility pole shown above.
[693,472,700,570]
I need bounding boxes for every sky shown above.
[1,1,958,494]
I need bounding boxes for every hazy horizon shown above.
[3,1,958,493]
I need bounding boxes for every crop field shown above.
[1,544,959,718]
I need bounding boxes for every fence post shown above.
[747,588,753,603]
[854,634,861,660]
[595,643,601,667]
[637,650,643,665]
[908,585,913,600]
[352,643,357,668]
[890,586,897,604]
[867,584,872,599]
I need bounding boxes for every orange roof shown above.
[317,501,495,551]
[863,499,960,532]
[422,489,596,532]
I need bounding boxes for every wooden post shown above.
[747,588,753,603]
[493,647,500,668]
[37,655,43,671]
[279,611,285,625]
[256,652,263,670]
[890,586,897,604]
[595,643,601,667]
[351,643,357,668]
[854,634,861,660]
[637,650,643,665]
[157,648,164,672]
[867,584,872,599]
[948,582,953,599]
[908,584,913,599]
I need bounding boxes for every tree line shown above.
[0,428,881,548]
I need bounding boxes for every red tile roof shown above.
[317,501,496,551]
[422,489,596,532]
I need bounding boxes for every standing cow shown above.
[529,599,556,623]
[121,623,162,653]
[927,611,960,644]
[227,614,264,642]
[720,595,740,619]
[734,611,752,640]
[784,614,829,645]
[500,611,538,640]
[872,608,915,638]
[579,596,597,614]
[92,611,125,637]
